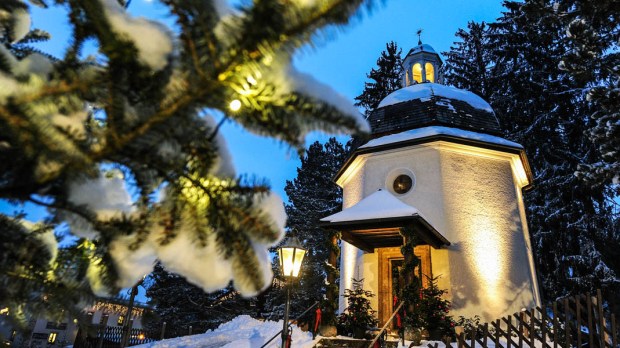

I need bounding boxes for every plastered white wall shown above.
[337,140,539,322]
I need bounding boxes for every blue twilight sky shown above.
[3,0,506,221]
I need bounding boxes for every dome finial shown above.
[416,28,423,45]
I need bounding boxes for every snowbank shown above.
[133,315,318,348]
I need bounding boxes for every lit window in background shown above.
[412,63,422,83]
[48,332,57,344]
[425,62,435,83]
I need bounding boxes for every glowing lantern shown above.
[278,235,306,278]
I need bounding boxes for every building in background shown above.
[1,298,150,347]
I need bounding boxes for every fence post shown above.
[595,289,608,348]
[518,311,525,348]
[121,318,134,348]
[188,325,192,335]
[530,308,535,348]
[507,315,513,348]
[494,319,501,348]
[160,322,166,340]
[456,332,464,348]
[96,314,109,348]
[576,295,582,348]
[552,302,558,348]
[563,298,571,348]
[541,306,547,347]
[611,314,617,348]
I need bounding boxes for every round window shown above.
[393,175,413,194]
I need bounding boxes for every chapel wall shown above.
[438,149,538,321]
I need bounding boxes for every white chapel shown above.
[320,42,541,324]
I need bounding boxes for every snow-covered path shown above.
[133,315,318,348]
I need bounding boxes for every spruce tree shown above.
[354,41,403,116]
[0,0,371,329]
[337,278,378,339]
[407,276,454,340]
[267,138,348,325]
[145,263,255,338]
[442,21,492,101]
[561,0,620,192]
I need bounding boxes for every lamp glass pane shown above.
[291,248,306,277]
[279,247,295,277]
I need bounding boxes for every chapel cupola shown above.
[402,39,442,86]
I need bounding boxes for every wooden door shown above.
[377,246,432,326]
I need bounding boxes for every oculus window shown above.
[393,175,413,194]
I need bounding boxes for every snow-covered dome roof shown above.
[406,43,438,56]
[368,83,501,136]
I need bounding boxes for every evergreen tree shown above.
[337,278,378,339]
[354,41,403,116]
[561,0,620,193]
[443,0,618,314]
[145,263,256,338]
[442,21,492,100]
[0,0,371,329]
[0,0,52,59]
[264,138,348,324]
[407,276,454,340]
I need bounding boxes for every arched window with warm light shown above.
[425,62,435,83]
[412,63,422,83]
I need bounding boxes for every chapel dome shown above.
[367,83,501,137]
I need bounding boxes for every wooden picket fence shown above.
[428,289,618,348]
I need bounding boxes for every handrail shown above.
[260,301,320,348]
[368,301,404,348]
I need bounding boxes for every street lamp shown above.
[278,234,306,348]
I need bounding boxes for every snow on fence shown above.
[428,289,618,348]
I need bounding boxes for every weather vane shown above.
[417,29,423,45]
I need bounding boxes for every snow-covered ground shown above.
[132,315,522,348]
[132,315,318,348]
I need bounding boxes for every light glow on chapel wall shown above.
[469,215,507,307]
[434,141,520,310]
[340,241,360,310]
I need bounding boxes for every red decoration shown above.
[314,308,322,333]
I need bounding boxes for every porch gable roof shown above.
[319,189,450,251]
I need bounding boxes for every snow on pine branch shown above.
[0,0,371,306]
[65,170,136,240]
[98,0,173,71]
[106,191,286,296]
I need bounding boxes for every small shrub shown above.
[337,278,378,339]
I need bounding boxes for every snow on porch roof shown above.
[321,189,419,222]
[320,189,450,250]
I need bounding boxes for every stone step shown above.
[313,337,400,348]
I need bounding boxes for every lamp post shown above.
[278,234,306,348]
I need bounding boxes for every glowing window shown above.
[48,332,57,344]
[412,63,422,83]
[425,62,435,83]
